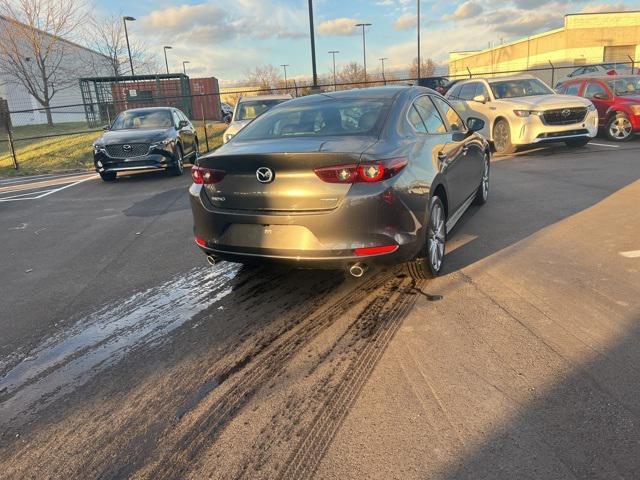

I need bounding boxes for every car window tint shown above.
[413,96,447,134]
[234,99,389,141]
[555,84,566,94]
[407,105,427,133]
[111,110,173,130]
[448,84,463,100]
[430,96,464,132]
[565,83,580,95]
[459,83,477,101]
[584,82,607,99]
[476,82,490,99]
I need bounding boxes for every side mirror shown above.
[466,117,485,133]
[472,94,487,104]
[178,120,189,129]
[102,124,111,131]
[592,93,608,100]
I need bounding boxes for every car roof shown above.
[563,74,637,82]
[485,74,536,83]
[120,107,174,113]
[275,86,415,106]
[238,94,293,102]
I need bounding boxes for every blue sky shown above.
[96,0,640,83]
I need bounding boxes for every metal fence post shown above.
[629,55,636,73]
[201,101,209,153]
[0,98,18,170]
[548,60,555,87]
[466,67,472,79]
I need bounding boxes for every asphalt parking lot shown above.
[1,139,640,479]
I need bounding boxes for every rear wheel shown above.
[169,146,184,176]
[423,196,446,278]
[473,152,490,205]
[99,171,116,182]
[565,137,590,148]
[606,113,633,142]
[493,119,516,155]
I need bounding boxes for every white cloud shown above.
[394,13,417,31]
[580,2,629,13]
[443,1,484,21]
[317,17,362,36]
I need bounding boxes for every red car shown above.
[557,75,640,141]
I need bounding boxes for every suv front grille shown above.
[105,144,150,158]
[543,107,587,126]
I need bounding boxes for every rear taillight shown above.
[192,165,226,184]
[314,157,408,184]
[195,236,206,247]
[354,245,399,256]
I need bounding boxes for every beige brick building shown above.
[448,11,640,86]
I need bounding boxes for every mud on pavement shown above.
[0,261,432,479]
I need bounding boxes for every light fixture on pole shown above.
[123,16,136,76]
[280,64,290,92]
[354,23,372,83]
[328,50,339,89]
[182,61,190,75]
[163,46,172,74]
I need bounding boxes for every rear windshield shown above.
[235,99,289,121]
[111,110,173,130]
[233,99,390,141]
[490,78,553,99]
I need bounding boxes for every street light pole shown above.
[123,16,136,76]
[182,61,190,75]
[329,50,339,90]
[417,0,421,79]
[354,23,372,84]
[308,0,318,88]
[163,46,172,74]
[280,64,290,93]
[379,57,388,84]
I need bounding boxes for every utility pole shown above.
[379,57,388,84]
[355,23,372,83]
[308,0,318,88]
[417,0,421,79]
[329,50,339,90]
[123,16,136,76]
[163,46,172,74]
[182,61,190,75]
[280,64,290,93]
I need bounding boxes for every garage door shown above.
[603,45,636,63]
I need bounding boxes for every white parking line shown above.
[35,174,96,199]
[620,250,640,258]
[589,142,620,148]
[0,174,96,202]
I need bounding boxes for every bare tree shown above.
[245,65,283,92]
[336,62,366,90]
[410,57,436,79]
[0,0,88,126]
[83,12,159,77]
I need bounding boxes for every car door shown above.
[431,95,484,209]
[583,80,612,129]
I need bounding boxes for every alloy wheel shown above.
[481,154,490,201]
[176,148,184,173]
[610,116,632,140]
[494,122,508,152]
[427,202,445,272]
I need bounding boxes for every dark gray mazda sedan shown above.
[190,86,490,277]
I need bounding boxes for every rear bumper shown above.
[189,183,424,269]
[93,152,177,173]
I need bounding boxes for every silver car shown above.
[223,94,292,143]
[446,75,598,154]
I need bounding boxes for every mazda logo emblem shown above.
[122,144,132,151]
[256,167,274,183]
[561,109,571,118]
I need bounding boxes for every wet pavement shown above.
[1,140,640,479]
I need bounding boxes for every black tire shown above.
[493,119,516,155]
[606,112,633,142]
[565,137,590,148]
[419,196,447,278]
[473,151,490,205]
[168,145,184,176]
[99,171,116,182]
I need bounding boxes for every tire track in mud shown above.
[138,269,397,479]
[276,270,428,480]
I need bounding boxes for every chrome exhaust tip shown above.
[206,255,217,266]
[348,263,367,278]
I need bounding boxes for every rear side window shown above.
[565,83,581,95]
[448,84,463,100]
[408,106,428,133]
[412,96,447,134]
[459,83,477,101]
[431,96,464,132]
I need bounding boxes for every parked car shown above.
[556,75,640,141]
[417,76,449,94]
[566,63,636,79]
[223,94,292,143]
[221,102,233,124]
[191,87,490,277]
[446,74,598,154]
[93,107,198,181]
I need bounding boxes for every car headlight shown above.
[630,105,640,116]
[224,133,235,143]
[93,144,104,154]
[513,110,542,117]
[587,103,597,112]
[150,139,173,150]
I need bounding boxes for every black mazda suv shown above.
[93,107,198,181]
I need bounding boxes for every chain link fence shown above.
[1,59,637,176]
